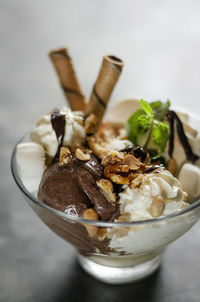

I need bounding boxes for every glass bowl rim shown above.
[11,133,200,228]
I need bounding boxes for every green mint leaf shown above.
[126,99,170,155]
[140,99,153,117]
[126,109,149,144]
[152,121,169,152]
[137,114,151,131]
[150,100,170,121]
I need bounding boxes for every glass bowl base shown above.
[77,253,162,284]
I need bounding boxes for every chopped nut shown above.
[96,179,116,203]
[84,114,99,134]
[96,228,107,241]
[167,158,177,176]
[88,135,107,159]
[149,198,165,218]
[83,208,99,237]
[75,148,91,161]
[101,150,124,166]
[83,208,99,220]
[123,154,141,170]
[59,147,72,165]
[108,174,130,185]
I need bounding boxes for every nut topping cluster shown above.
[102,152,146,185]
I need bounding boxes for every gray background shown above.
[1,1,200,301]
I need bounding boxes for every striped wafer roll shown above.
[49,48,86,111]
[86,55,124,122]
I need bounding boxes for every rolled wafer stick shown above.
[49,48,86,111]
[86,55,124,122]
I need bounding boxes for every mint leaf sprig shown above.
[126,99,170,156]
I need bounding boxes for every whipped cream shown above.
[30,107,86,157]
[107,168,188,256]
[118,169,186,221]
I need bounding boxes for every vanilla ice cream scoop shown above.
[30,107,86,157]
[178,163,200,199]
[16,142,46,194]
[118,168,186,221]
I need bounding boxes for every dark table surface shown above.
[1,1,200,301]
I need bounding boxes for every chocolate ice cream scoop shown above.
[78,167,118,221]
[38,154,118,220]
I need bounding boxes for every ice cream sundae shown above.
[14,47,200,265]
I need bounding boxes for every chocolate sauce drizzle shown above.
[167,110,199,162]
[51,109,66,162]
[167,111,174,158]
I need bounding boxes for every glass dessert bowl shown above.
[11,131,200,284]
[11,47,200,284]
